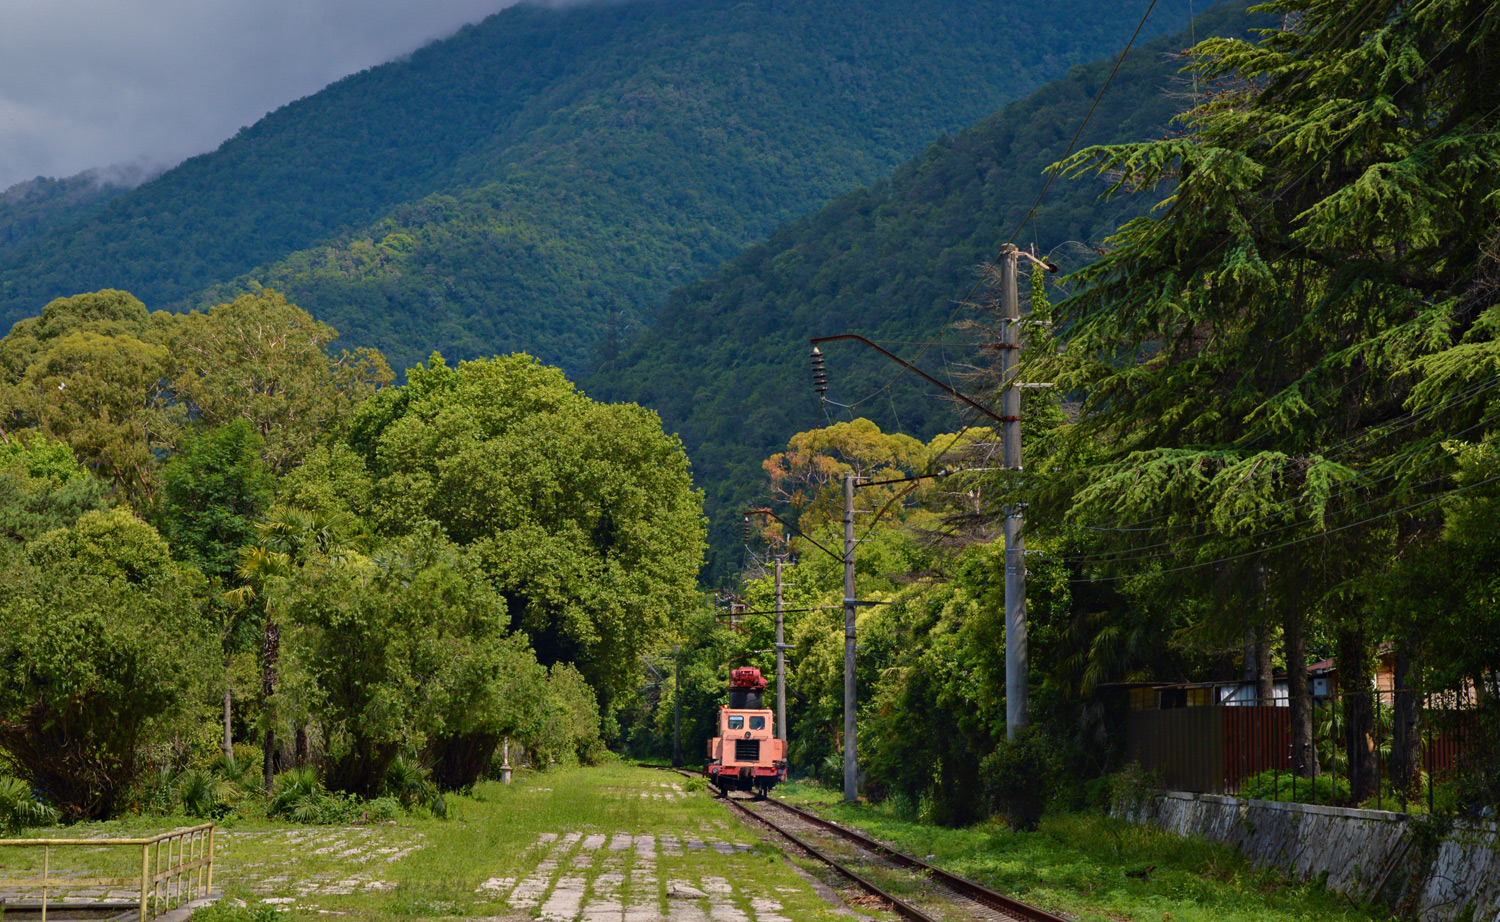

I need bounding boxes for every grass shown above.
[776,782,1399,922]
[0,764,857,921]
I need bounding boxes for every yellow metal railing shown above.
[0,823,214,921]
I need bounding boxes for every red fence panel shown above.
[1221,705,1292,793]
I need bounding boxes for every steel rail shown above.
[707,781,943,922]
[759,796,1071,922]
[653,765,1069,921]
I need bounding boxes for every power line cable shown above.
[1073,371,1500,533]
[1062,467,1500,583]
[1060,419,1500,566]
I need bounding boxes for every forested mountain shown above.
[0,0,1198,376]
[590,2,1263,577]
[0,166,154,257]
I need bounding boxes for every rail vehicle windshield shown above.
[727,715,745,730]
[750,716,765,730]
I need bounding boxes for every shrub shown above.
[0,510,212,819]
[1103,762,1162,816]
[269,766,442,824]
[268,767,320,816]
[186,900,281,922]
[137,766,180,816]
[883,791,922,823]
[1237,768,1350,806]
[0,777,59,833]
[981,727,1056,832]
[179,756,259,819]
[365,797,401,822]
[232,743,262,773]
[817,752,844,788]
[268,768,361,824]
[384,757,446,818]
[541,664,607,766]
[178,770,230,819]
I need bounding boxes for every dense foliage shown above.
[619,0,1500,833]
[0,288,701,822]
[1021,0,1500,803]
[327,353,706,712]
[0,0,1199,377]
[0,509,210,819]
[0,167,149,257]
[591,3,1264,578]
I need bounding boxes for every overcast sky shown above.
[0,0,527,191]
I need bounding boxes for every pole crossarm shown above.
[810,334,1006,424]
[720,606,842,616]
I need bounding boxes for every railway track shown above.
[663,767,1068,922]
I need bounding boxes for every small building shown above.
[1105,649,1468,795]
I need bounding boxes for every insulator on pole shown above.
[810,347,831,395]
[811,348,827,396]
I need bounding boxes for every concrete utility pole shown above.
[999,244,1029,739]
[672,648,683,767]
[842,470,858,803]
[775,558,788,745]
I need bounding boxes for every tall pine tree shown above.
[1029,0,1500,798]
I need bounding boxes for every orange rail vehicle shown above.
[706,666,786,796]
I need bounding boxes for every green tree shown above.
[0,291,181,503]
[158,421,275,758]
[286,527,538,795]
[0,436,111,542]
[165,291,391,475]
[159,421,275,582]
[1032,0,1500,798]
[536,664,606,767]
[345,353,705,714]
[762,418,928,538]
[229,507,363,792]
[0,509,210,819]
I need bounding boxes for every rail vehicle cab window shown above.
[749,716,766,730]
[727,715,745,730]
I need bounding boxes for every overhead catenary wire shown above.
[1049,423,1500,570]
[1070,371,1500,534]
[1058,419,1500,567]
[1058,467,1500,584]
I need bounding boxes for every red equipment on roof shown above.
[729,667,767,691]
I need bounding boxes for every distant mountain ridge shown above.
[0,0,1196,376]
[588,2,1263,578]
[0,165,157,258]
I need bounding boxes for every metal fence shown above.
[1124,689,1479,812]
[0,823,214,921]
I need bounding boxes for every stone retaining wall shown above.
[1125,791,1500,921]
